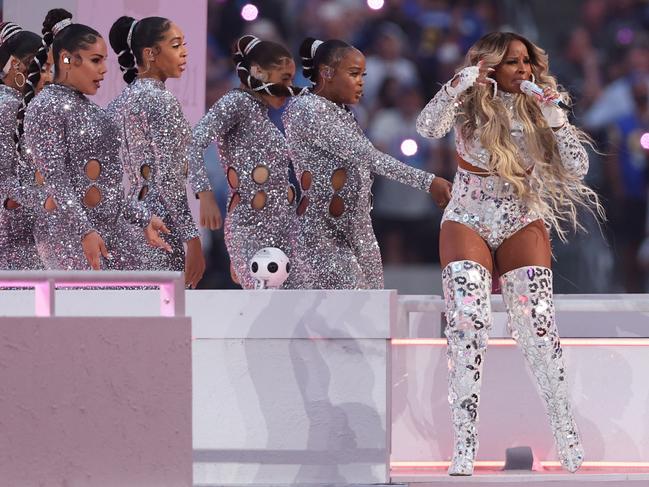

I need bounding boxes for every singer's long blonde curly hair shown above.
[457,32,603,241]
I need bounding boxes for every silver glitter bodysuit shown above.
[23,83,150,270]
[416,82,589,250]
[107,77,206,271]
[0,84,42,269]
[189,89,294,289]
[284,92,435,289]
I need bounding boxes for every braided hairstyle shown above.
[15,9,100,153]
[0,22,41,85]
[233,35,304,97]
[299,37,353,84]
[109,16,170,84]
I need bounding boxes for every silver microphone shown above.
[520,80,570,110]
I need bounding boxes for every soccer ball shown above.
[249,247,290,289]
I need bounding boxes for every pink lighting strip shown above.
[391,460,649,469]
[391,338,649,346]
[0,271,184,317]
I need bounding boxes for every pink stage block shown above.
[0,316,191,487]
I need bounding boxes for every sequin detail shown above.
[442,168,539,250]
[283,92,434,289]
[23,83,148,270]
[107,78,201,271]
[501,266,584,473]
[0,85,42,269]
[416,82,589,176]
[189,89,294,288]
[442,260,492,476]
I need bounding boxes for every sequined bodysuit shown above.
[189,89,294,288]
[23,83,150,270]
[0,84,42,269]
[416,83,589,249]
[108,77,206,271]
[284,92,435,289]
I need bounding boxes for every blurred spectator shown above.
[363,22,421,106]
[584,43,649,131]
[551,26,603,113]
[606,78,649,292]
[369,81,449,263]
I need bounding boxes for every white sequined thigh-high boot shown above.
[442,260,493,476]
[500,266,584,472]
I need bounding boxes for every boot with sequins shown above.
[442,260,493,476]
[500,266,584,473]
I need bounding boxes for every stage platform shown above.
[0,271,648,486]
[393,468,649,485]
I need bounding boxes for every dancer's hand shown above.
[198,191,223,230]
[539,87,567,128]
[230,262,240,285]
[82,230,109,270]
[185,237,205,289]
[448,61,494,95]
[429,177,453,209]
[144,215,172,252]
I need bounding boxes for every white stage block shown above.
[0,316,192,487]
[193,290,395,486]
[391,341,649,465]
[399,294,649,338]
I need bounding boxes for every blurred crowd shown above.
[199,0,649,293]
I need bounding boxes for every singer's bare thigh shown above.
[440,221,493,274]
[494,219,551,275]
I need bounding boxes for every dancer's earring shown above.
[14,72,25,88]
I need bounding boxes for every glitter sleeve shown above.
[0,97,43,209]
[0,97,21,205]
[369,149,435,191]
[8,153,46,209]
[106,95,151,229]
[416,81,461,139]
[140,95,199,242]
[189,91,241,178]
[120,189,151,228]
[553,123,589,179]
[24,100,94,241]
[302,97,434,191]
[186,108,213,195]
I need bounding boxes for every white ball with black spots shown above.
[249,247,290,289]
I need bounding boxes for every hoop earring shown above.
[486,77,497,98]
[140,61,150,75]
[14,72,25,88]
[530,73,536,83]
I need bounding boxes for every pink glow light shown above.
[640,132,649,150]
[241,3,259,21]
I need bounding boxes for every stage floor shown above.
[392,467,649,485]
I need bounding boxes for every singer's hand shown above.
[539,88,567,128]
[541,87,560,103]
[475,60,495,86]
[447,61,494,96]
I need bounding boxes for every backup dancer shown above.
[0,22,47,269]
[189,35,301,288]
[417,32,601,475]
[108,15,220,287]
[20,9,168,270]
[283,37,451,289]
